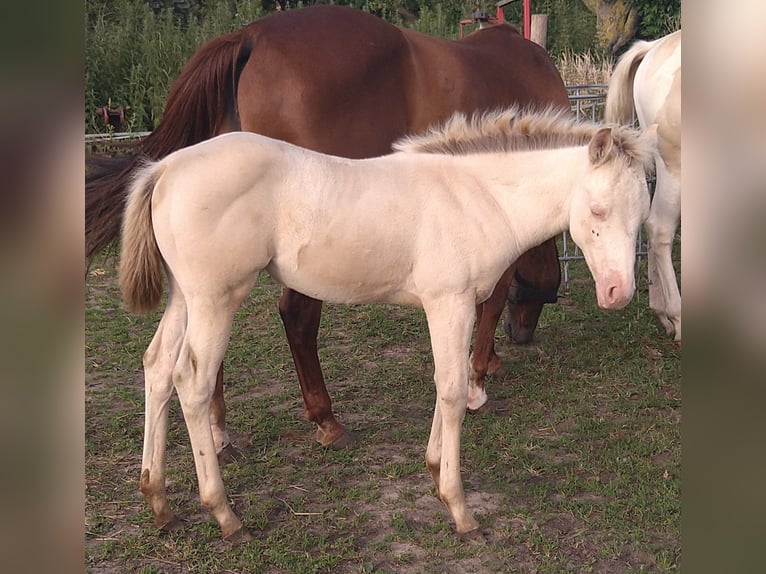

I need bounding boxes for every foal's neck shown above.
[485,146,586,252]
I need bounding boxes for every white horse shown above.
[606,30,682,341]
[119,106,654,541]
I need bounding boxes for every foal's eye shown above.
[590,204,608,218]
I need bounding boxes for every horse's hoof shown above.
[486,356,504,376]
[467,399,508,416]
[217,443,243,466]
[458,527,486,544]
[316,426,355,450]
[328,430,355,450]
[223,526,253,544]
[158,516,184,534]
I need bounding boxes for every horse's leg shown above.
[646,164,682,340]
[468,267,514,411]
[139,289,186,532]
[278,288,353,448]
[210,364,240,464]
[173,296,247,541]
[423,295,479,535]
[425,399,443,497]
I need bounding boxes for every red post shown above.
[523,0,531,40]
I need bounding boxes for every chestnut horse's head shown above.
[504,240,561,344]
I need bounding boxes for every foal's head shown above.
[394,106,656,310]
[568,125,655,309]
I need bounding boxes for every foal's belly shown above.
[266,251,422,307]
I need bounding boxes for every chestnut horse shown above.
[85,5,567,451]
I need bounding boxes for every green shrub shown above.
[85,0,264,133]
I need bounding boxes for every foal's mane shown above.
[393,106,654,171]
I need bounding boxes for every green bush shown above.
[85,0,264,133]
[84,0,614,134]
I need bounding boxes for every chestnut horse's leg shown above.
[467,267,514,411]
[470,239,562,411]
[278,288,354,448]
[211,364,242,464]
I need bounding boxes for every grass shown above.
[85,246,680,573]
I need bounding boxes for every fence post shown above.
[530,14,548,49]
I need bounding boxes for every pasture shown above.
[85,251,680,572]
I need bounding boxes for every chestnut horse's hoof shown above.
[458,527,487,544]
[315,426,355,450]
[223,526,253,544]
[467,399,510,416]
[217,443,243,466]
[328,429,355,450]
[158,516,184,534]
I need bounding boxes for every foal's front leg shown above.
[423,295,479,535]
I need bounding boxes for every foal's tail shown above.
[604,38,657,125]
[118,162,166,314]
[86,28,253,259]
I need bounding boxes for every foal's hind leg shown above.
[278,289,353,448]
[140,289,186,532]
[646,164,681,340]
[173,296,247,540]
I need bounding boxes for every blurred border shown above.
[0,1,84,572]
[683,1,766,572]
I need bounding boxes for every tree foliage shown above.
[634,0,681,39]
[85,0,679,133]
[576,0,680,53]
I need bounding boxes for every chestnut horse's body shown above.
[86,5,567,449]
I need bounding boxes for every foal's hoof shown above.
[217,443,243,466]
[223,526,253,544]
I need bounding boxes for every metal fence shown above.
[85,85,653,293]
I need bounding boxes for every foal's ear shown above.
[588,127,614,167]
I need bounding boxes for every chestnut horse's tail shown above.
[604,38,655,125]
[86,29,253,259]
[118,161,166,313]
